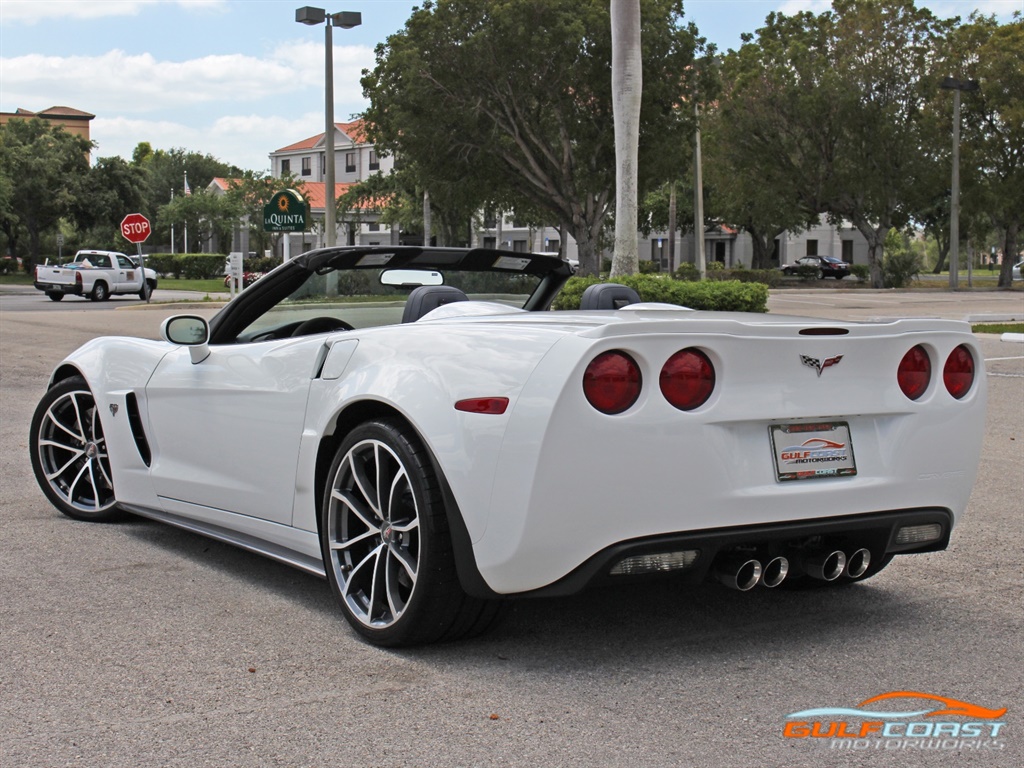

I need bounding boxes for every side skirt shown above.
[118,502,326,578]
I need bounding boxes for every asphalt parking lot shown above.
[1,287,1022,767]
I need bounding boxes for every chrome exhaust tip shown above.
[713,556,762,591]
[844,548,871,579]
[803,550,847,582]
[760,556,790,588]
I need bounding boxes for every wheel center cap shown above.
[382,525,395,544]
[84,442,98,459]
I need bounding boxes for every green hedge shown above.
[553,274,769,312]
[143,253,280,280]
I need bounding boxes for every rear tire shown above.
[47,292,64,302]
[321,418,502,646]
[91,281,109,302]
[29,376,119,521]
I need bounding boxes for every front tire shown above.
[29,376,118,521]
[321,419,500,646]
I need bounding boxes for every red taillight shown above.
[660,348,715,410]
[943,345,975,399]
[76,271,83,285]
[898,345,931,400]
[583,351,641,414]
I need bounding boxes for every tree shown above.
[156,188,233,254]
[610,0,643,276]
[361,0,705,275]
[0,118,91,264]
[724,0,954,287]
[74,156,150,249]
[954,14,1023,287]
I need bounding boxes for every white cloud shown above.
[92,112,330,171]
[0,0,227,24]
[0,44,372,114]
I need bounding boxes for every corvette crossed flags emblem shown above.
[801,354,843,377]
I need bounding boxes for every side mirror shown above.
[161,315,210,364]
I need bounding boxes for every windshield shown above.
[236,267,542,341]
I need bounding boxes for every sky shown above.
[1,0,1019,174]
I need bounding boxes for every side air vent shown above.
[799,328,850,336]
[125,392,151,466]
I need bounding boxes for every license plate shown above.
[769,421,857,482]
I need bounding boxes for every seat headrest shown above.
[579,283,642,310]
[401,285,469,323]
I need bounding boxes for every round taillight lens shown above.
[943,344,975,399]
[583,351,641,414]
[898,345,931,400]
[660,348,715,410]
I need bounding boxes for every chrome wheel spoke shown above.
[327,435,423,631]
[36,387,116,513]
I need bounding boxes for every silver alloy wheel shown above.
[326,438,421,629]
[36,387,116,513]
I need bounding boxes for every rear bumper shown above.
[34,281,80,295]
[525,507,951,597]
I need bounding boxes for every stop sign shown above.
[120,213,151,244]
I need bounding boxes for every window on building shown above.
[345,152,356,173]
[368,222,380,232]
[715,241,726,264]
[280,159,290,175]
[513,239,527,252]
[841,240,854,263]
[321,155,325,175]
[368,150,379,171]
[483,236,497,249]
[301,157,311,176]
[483,210,497,229]
[544,238,560,254]
[806,239,818,256]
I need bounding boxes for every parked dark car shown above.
[781,255,851,280]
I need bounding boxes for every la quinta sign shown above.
[264,189,307,232]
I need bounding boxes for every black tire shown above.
[139,280,156,300]
[321,418,501,646]
[91,281,109,302]
[47,292,64,302]
[29,376,119,521]
[815,268,824,280]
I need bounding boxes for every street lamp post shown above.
[296,7,362,249]
[940,76,979,291]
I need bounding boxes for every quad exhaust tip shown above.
[804,550,847,582]
[760,556,790,588]
[844,548,872,579]
[713,556,763,591]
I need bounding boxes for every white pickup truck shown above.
[34,250,158,302]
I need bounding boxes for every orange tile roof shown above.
[275,119,368,152]
[301,182,384,212]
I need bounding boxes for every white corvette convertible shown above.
[30,246,986,646]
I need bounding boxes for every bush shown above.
[174,253,226,280]
[849,264,870,281]
[0,256,23,275]
[552,274,768,312]
[143,253,178,277]
[882,250,921,288]
[709,268,782,288]
[673,263,700,281]
[794,264,822,280]
[638,259,661,274]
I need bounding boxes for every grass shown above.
[157,278,228,293]
[972,322,1024,335]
